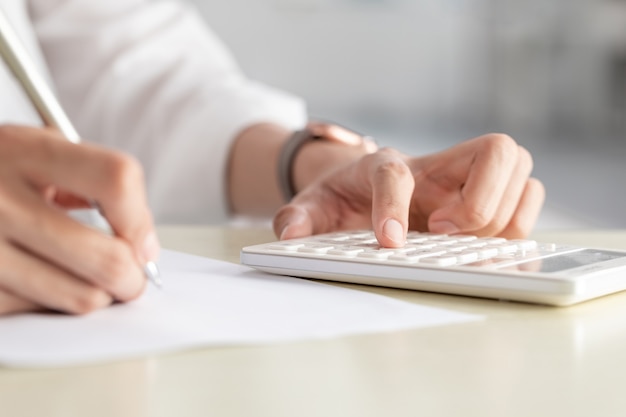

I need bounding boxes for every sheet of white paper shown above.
[0,250,482,368]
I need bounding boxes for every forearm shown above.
[228,123,290,216]
[228,123,372,217]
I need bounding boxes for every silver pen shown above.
[0,9,162,287]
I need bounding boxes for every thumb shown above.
[273,205,314,240]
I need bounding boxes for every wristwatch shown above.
[277,122,376,202]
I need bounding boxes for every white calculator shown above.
[241,230,626,306]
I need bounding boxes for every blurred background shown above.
[191,0,626,229]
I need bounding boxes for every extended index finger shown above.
[367,149,415,247]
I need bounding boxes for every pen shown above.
[0,9,162,288]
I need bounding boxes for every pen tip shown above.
[144,261,163,289]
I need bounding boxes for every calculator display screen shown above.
[500,249,626,273]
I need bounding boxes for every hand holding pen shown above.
[0,9,161,316]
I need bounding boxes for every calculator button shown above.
[490,244,519,254]
[314,238,351,244]
[389,250,445,262]
[509,240,538,250]
[344,231,373,238]
[406,243,437,251]
[419,256,459,266]
[342,237,377,245]
[311,234,350,242]
[327,246,365,257]
[475,247,499,260]
[468,241,488,248]
[476,237,506,245]
[336,239,368,246]
[452,235,478,242]
[447,245,469,253]
[352,242,381,250]
[298,244,335,254]
[406,237,429,244]
[433,239,458,246]
[419,233,448,238]
[357,250,394,260]
[537,243,558,252]
[456,251,479,263]
[392,246,418,253]
[266,242,305,251]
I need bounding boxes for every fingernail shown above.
[383,219,405,245]
[430,221,460,235]
[280,224,292,240]
[142,231,161,262]
[280,213,308,240]
[280,222,302,240]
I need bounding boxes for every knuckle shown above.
[504,217,528,239]
[374,155,410,179]
[126,279,147,302]
[377,146,399,155]
[65,288,110,315]
[528,177,546,199]
[502,179,546,239]
[525,179,546,213]
[97,242,136,289]
[102,153,145,199]
[463,203,492,229]
[489,215,510,235]
[481,133,518,157]
[517,146,534,172]
[375,147,404,160]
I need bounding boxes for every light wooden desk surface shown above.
[2,226,626,417]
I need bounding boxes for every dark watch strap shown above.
[277,128,319,202]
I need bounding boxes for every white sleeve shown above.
[28,0,307,224]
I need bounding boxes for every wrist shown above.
[290,124,376,197]
[229,123,292,215]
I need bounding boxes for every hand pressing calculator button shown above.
[241,230,626,306]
